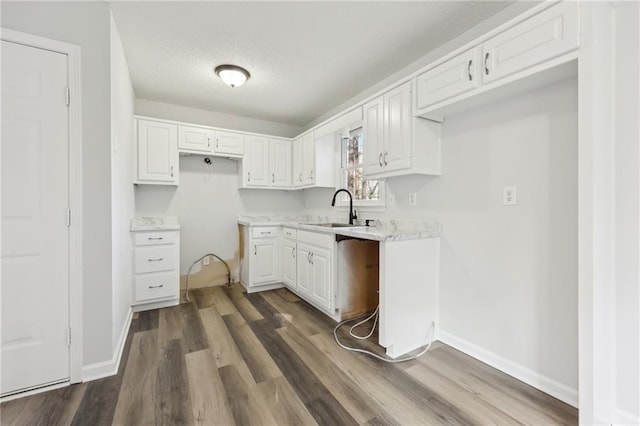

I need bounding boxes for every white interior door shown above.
[1,40,70,396]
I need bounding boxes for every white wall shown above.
[136,98,302,138]
[135,155,304,275]
[2,2,114,366]
[305,79,579,402]
[110,13,135,353]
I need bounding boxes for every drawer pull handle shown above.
[292,247,296,258]
[299,172,303,182]
[272,173,275,183]
[384,152,388,166]
[484,52,490,75]
[260,231,270,235]
[254,245,257,255]
[148,257,164,262]
[148,284,164,289]
[147,237,163,240]
[378,153,383,167]
[309,252,314,265]
[467,59,473,81]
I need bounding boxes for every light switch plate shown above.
[503,186,517,205]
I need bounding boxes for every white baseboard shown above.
[615,408,640,425]
[438,330,578,408]
[81,308,133,382]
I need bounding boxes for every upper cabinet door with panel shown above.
[416,48,480,110]
[301,133,315,185]
[137,120,178,185]
[362,96,385,175]
[383,82,412,173]
[214,130,244,157]
[292,138,304,188]
[243,136,269,187]
[178,125,213,154]
[482,1,579,83]
[270,139,292,188]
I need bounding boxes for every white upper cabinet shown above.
[291,132,335,189]
[482,1,579,84]
[364,82,441,178]
[214,130,244,157]
[136,119,179,185]
[415,1,579,116]
[242,136,270,187]
[241,137,292,189]
[292,137,304,188]
[178,125,213,154]
[270,139,292,188]
[415,48,480,110]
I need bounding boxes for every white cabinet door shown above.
[270,139,292,188]
[482,1,579,84]
[310,246,332,311]
[384,82,412,173]
[415,48,480,110]
[137,120,178,184]
[302,133,315,185]
[363,96,385,175]
[296,243,312,297]
[178,125,212,153]
[251,238,279,285]
[244,136,269,187]
[281,238,297,289]
[292,138,304,188]
[214,130,244,157]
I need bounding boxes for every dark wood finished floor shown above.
[1,284,578,425]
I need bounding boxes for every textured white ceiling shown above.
[110,1,512,127]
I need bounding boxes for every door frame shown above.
[1,28,83,385]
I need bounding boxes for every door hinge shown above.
[66,208,71,227]
[66,327,72,346]
[65,87,70,106]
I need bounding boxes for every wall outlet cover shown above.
[503,186,517,205]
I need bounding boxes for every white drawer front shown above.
[297,230,333,249]
[282,227,297,240]
[134,231,177,246]
[135,246,176,273]
[251,226,279,239]
[135,272,177,302]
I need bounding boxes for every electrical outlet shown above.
[409,192,417,206]
[388,193,395,206]
[503,186,517,205]
[202,256,210,266]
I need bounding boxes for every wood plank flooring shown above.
[1,284,578,425]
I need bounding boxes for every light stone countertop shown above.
[237,214,440,242]
[130,216,181,231]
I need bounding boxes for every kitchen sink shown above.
[308,223,365,228]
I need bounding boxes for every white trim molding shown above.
[82,308,132,382]
[438,330,579,408]
[0,28,84,384]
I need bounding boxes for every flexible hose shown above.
[333,307,435,363]
[185,253,231,301]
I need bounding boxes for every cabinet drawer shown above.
[135,272,177,302]
[135,246,176,273]
[251,226,279,238]
[282,227,297,240]
[134,231,177,246]
[178,125,212,153]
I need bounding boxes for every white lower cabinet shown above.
[296,230,335,312]
[241,226,281,292]
[131,229,180,311]
[281,229,297,289]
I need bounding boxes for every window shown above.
[338,126,384,206]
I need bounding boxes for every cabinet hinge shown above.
[66,208,71,227]
[66,327,72,346]
[65,87,70,106]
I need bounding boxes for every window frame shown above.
[334,123,386,209]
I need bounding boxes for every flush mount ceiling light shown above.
[214,64,250,88]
